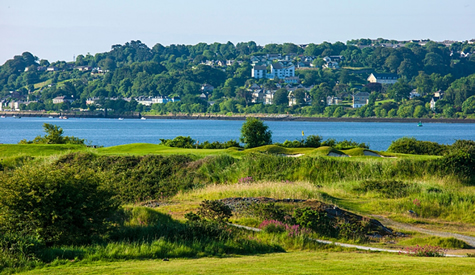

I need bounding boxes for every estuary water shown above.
[1,117,474,151]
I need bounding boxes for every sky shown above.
[1,0,474,65]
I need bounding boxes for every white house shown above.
[52,96,74,104]
[284,76,299,84]
[323,61,340,69]
[136,96,153,106]
[367,73,398,84]
[327,96,341,106]
[409,90,421,99]
[352,92,370,108]
[268,62,295,79]
[264,90,275,105]
[430,97,438,111]
[251,65,267,79]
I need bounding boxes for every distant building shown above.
[327,96,341,106]
[201,84,215,92]
[284,76,299,84]
[352,92,370,108]
[268,62,295,79]
[75,66,92,71]
[409,90,421,99]
[367,73,398,84]
[251,65,267,79]
[430,90,444,111]
[52,96,74,104]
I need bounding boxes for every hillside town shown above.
[1,38,475,118]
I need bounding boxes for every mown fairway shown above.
[19,251,474,275]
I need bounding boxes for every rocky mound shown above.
[219,197,393,236]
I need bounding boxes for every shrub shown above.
[449,139,475,154]
[18,123,85,145]
[436,150,475,182]
[294,207,335,237]
[0,164,119,246]
[304,135,323,148]
[197,200,232,223]
[320,138,368,149]
[259,220,286,233]
[337,219,370,242]
[387,137,448,155]
[159,136,195,148]
[55,153,200,203]
[248,203,287,222]
[277,135,322,148]
[184,212,201,222]
[259,220,311,237]
[333,139,369,150]
[402,244,446,257]
[159,136,242,149]
[201,140,241,149]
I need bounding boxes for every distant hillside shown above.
[1,39,475,119]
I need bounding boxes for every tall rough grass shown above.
[174,181,323,201]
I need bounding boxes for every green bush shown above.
[18,123,85,145]
[159,136,242,149]
[55,153,201,203]
[197,200,233,223]
[387,137,448,155]
[159,136,196,148]
[320,138,368,150]
[0,164,119,246]
[248,203,288,222]
[294,207,335,237]
[436,151,475,182]
[337,219,370,242]
[277,135,322,148]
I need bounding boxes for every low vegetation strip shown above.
[230,224,465,257]
[372,215,475,247]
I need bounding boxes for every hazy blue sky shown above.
[1,0,474,64]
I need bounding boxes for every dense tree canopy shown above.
[1,39,475,119]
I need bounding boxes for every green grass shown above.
[0,144,87,158]
[398,236,470,249]
[33,79,52,89]
[375,99,397,106]
[19,251,475,275]
[95,143,244,157]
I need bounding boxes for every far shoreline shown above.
[1,111,475,124]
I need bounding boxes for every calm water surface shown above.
[1,117,474,151]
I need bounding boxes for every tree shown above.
[388,79,412,101]
[273,88,288,106]
[462,96,475,115]
[240,117,272,148]
[294,89,306,105]
[19,123,85,145]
